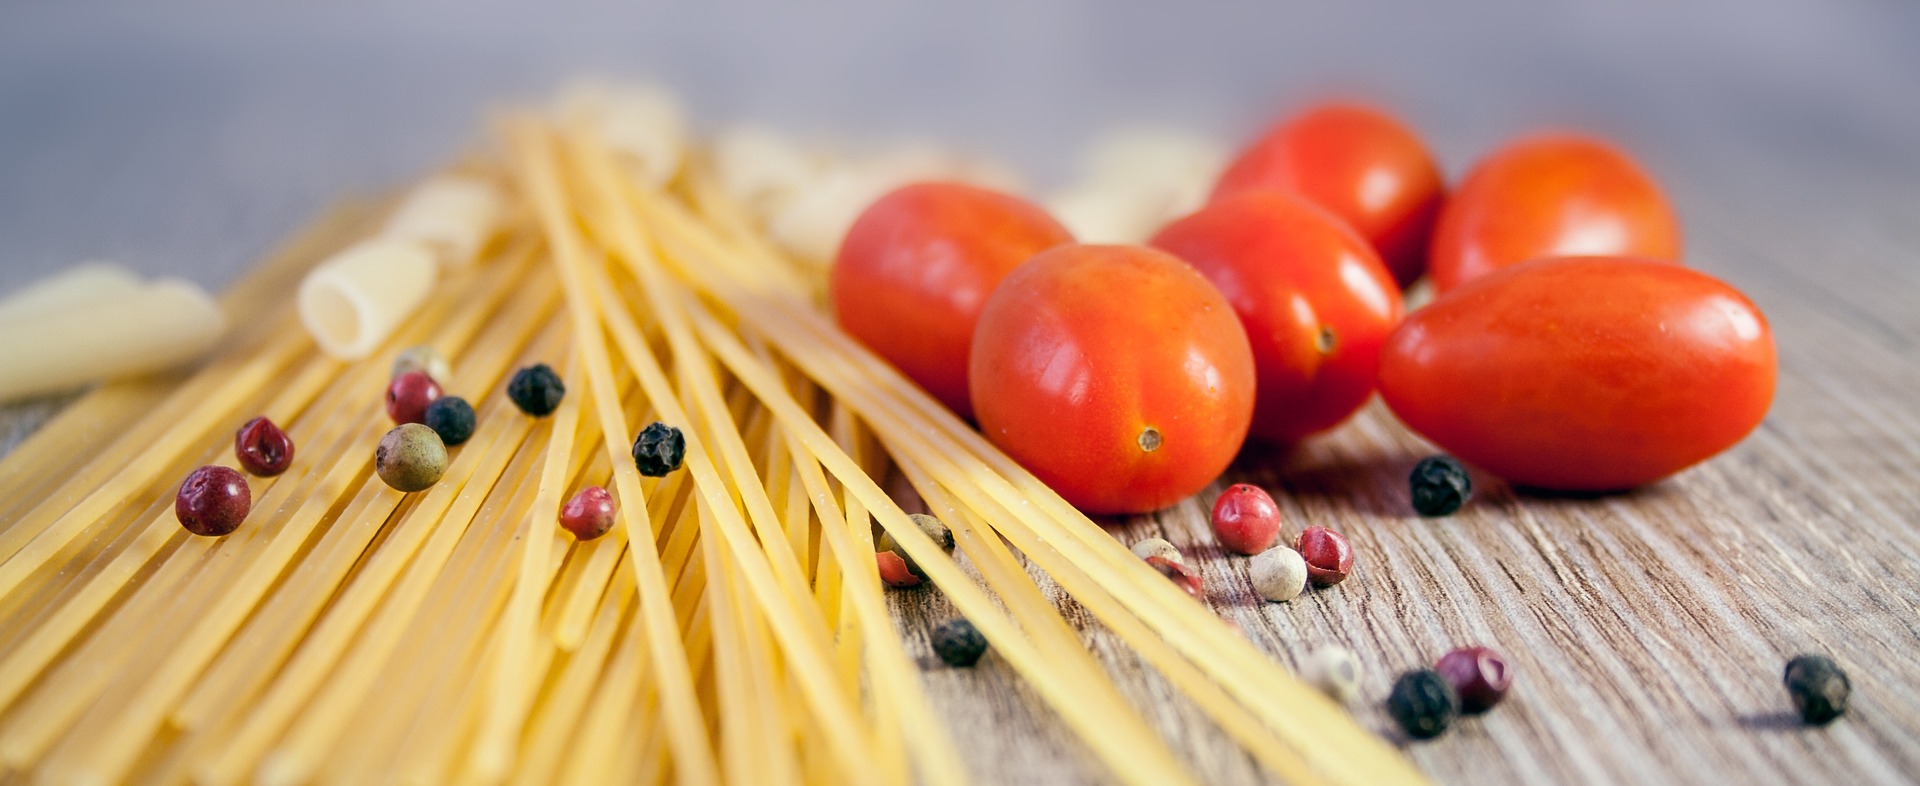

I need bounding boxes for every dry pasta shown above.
[0,98,1429,786]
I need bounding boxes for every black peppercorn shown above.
[931,618,988,667]
[1387,669,1459,740]
[1783,654,1849,725]
[424,396,476,446]
[631,421,686,477]
[1410,455,1471,517]
[507,364,566,417]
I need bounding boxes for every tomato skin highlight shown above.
[1211,103,1445,288]
[1428,133,1681,294]
[969,244,1256,515]
[1151,192,1403,444]
[1377,257,1775,491]
[831,182,1074,419]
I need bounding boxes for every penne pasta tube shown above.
[0,262,144,322]
[0,279,225,402]
[297,236,437,359]
[380,175,504,265]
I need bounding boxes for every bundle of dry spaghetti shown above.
[0,97,1423,785]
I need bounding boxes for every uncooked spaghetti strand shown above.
[556,131,878,786]
[514,548,636,784]
[187,333,556,785]
[783,427,964,786]
[172,263,561,731]
[507,118,718,786]
[676,296,1195,786]
[470,339,585,783]
[31,253,547,785]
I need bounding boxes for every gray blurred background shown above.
[1,0,1917,297]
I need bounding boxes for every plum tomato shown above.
[969,244,1255,515]
[1428,133,1680,293]
[1210,103,1445,288]
[831,182,1074,419]
[1151,192,1403,443]
[1377,257,1775,491]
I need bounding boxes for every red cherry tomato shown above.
[1211,484,1281,555]
[1428,134,1680,294]
[1378,257,1775,491]
[831,182,1073,419]
[969,244,1255,515]
[1151,192,1403,443]
[1211,103,1445,288]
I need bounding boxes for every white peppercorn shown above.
[1301,646,1362,704]
[1249,547,1308,602]
[1130,537,1183,564]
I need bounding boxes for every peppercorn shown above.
[1301,646,1362,704]
[1130,537,1182,564]
[931,618,989,667]
[1410,455,1471,517]
[233,416,295,477]
[386,370,443,425]
[1387,669,1459,740]
[1783,654,1850,725]
[909,513,955,550]
[877,551,922,588]
[1294,526,1353,587]
[423,395,476,446]
[507,363,566,417]
[1435,645,1513,714]
[175,465,251,536]
[391,345,452,385]
[1249,547,1308,602]
[560,485,617,540]
[375,423,448,492]
[1212,483,1282,555]
[1145,555,1204,600]
[631,421,685,476]
[878,513,954,583]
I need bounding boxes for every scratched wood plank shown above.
[873,150,1920,785]
[3,139,1918,786]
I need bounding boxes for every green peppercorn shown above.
[507,364,566,417]
[631,421,686,477]
[877,513,954,584]
[1387,669,1459,740]
[1410,455,1471,517]
[931,618,988,667]
[376,423,448,492]
[424,396,476,446]
[1783,654,1850,725]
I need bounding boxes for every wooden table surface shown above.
[4,4,1919,784]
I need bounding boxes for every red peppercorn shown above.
[385,371,443,425]
[1211,483,1281,555]
[878,551,923,588]
[1145,555,1204,600]
[1294,526,1353,586]
[1435,645,1513,714]
[175,465,251,537]
[233,416,295,476]
[559,486,617,540]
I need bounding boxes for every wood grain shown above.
[3,151,1918,786]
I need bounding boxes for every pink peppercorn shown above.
[175,465,251,537]
[1435,645,1513,714]
[1145,555,1204,600]
[1294,526,1353,587]
[233,416,295,476]
[1211,483,1281,555]
[560,486,617,540]
[386,371,443,425]
[878,551,923,588]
